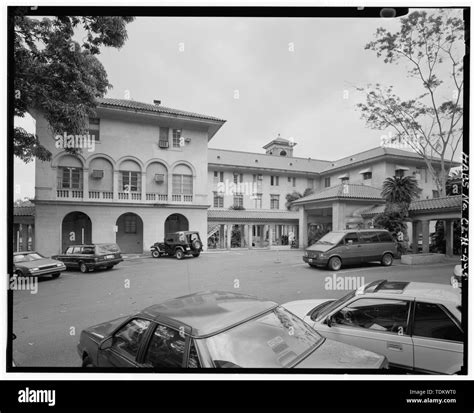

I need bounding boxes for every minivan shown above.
[303,229,398,271]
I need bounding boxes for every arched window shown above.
[172,164,193,195]
[57,155,83,189]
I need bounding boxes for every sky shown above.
[14,10,464,199]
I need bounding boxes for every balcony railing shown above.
[118,191,142,200]
[57,189,83,198]
[89,191,113,199]
[172,194,193,202]
[146,193,168,202]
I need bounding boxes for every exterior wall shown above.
[34,203,208,256]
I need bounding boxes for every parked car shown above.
[13,251,66,279]
[52,243,123,273]
[283,280,463,374]
[451,264,463,289]
[77,290,388,369]
[303,229,398,271]
[151,231,202,260]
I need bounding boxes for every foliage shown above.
[381,176,421,214]
[13,12,135,162]
[357,9,464,196]
[285,188,314,210]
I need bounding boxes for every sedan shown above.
[78,291,388,370]
[13,251,66,279]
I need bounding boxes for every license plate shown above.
[106,254,115,259]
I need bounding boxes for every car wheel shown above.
[328,257,342,271]
[106,266,113,270]
[175,249,184,260]
[82,355,94,368]
[309,264,317,268]
[51,273,61,279]
[79,263,89,273]
[381,253,393,267]
[192,252,200,258]
[152,250,160,258]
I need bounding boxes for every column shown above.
[268,225,273,247]
[226,224,232,249]
[445,219,454,257]
[421,220,430,254]
[140,171,146,201]
[83,168,89,199]
[113,171,120,201]
[411,221,419,254]
[21,224,28,251]
[298,207,308,249]
[247,225,252,249]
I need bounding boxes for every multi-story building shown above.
[30,97,457,255]
[32,98,225,256]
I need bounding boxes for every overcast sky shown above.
[14,11,463,199]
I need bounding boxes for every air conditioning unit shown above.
[91,169,104,179]
[158,140,169,148]
[185,137,191,143]
[154,174,165,183]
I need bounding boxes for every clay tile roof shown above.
[408,196,462,212]
[14,206,35,216]
[208,209,299,221]
[292,184,383,204]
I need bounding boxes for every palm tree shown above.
[381,176,421,215]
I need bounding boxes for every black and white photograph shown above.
[5,3,468,386]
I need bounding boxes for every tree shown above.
[357,9,464,196]
[285,188,314,210]
[13,12,135,163]
[375,175,421,254]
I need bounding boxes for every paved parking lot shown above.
[12,249,458,367]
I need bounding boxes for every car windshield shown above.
[309,232,344,247]
[96,244,121,254]
[313,291,356,321]
[203,307,324,368]
[13,252,44,263]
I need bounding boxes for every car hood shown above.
[295,338,385,369]
[307,244,334,253]
[15,258,64,269]
[84,316,129,340]
[283,299,333,320]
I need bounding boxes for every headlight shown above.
[56,263,63,267]
[31,267,39,271]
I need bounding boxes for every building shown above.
[29,98,459,256]
[32,98,225,256]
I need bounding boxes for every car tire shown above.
[82,355,94,368]
[175,249,184,260]
[309,264,317,268]
[51,273,61,279]
[106,266,113,270]
[328,257,342,271]
[79,262,89,273]
[152,250,160,258]
[192,252,200,258]
[381,253,393,267]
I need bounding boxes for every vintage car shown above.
[52,243,123,273]
[13,251,66,279]
[77,290,388,369]
[283,280,463,374]
[150,231,202,260]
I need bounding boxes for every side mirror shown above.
[325,316,333,327]
[99,336,113,350]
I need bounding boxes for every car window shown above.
[72,246,82,254]
[82,247,95,254]
[344,232,359,245]
[413,302,463,342]
[378,232,394,242]
[14,255,26,263]
[144,324,186,368]
[96,244,121,254]
[359,232,379,243]
[66,247,74,254]
[188,340,201,368]
[111,318,151,361]
[333,298,410,335]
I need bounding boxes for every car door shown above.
[358,231,380,262]
[59,247,74,268]
[411,301,464,374]
[340,232,362,265]
[70,246,83,269]
[315,297,414,370]
[97,318,152,367]
[140,323,188,368]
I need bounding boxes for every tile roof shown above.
[208,148,331,174]
[292,184,383,204]
[97,98,226,123]
[208,209,299,221]
[14,206,35,216]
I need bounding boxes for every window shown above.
[324,177,331,188]
[159,127,169,144]
[432,190,440,198]
[144,324,186,368]
[359,232,380,243]
[233,173,243,184]
[213,191,224,208]
[111,319,151,361]
[288,177,292,183]
[233,193,243,208]
[213,171,224,183]
[188,341,201,368]
[362,172,372,180]
[121,171,140,192]
[253,174,263,182]
[66,247,74,254]
[308,178,315,189]
[341,177,349,184]
[378,232,394,242]
[333,298,410,334]
[254,193,262,209]
[59,167,82,189]
[270,176,279,186]
[395,169,405,178]
[292,177,296,187]
[270,194,280,209]
[413,302,463,342]
[72,246,82,254]
[172,129,182,148]
[124,214,137,234]
[88,118,100,141]
[82,246,95,254]
[173,174,193,194]
[343,232,359,245]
